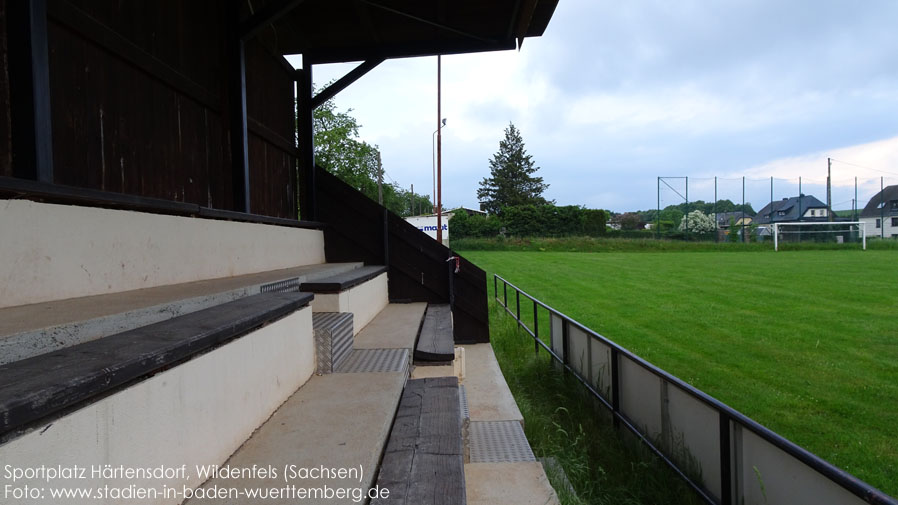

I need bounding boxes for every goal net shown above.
[772,221,866,251]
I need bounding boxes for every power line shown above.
[830,158,898,177]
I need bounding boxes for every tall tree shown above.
[313,94,379,196]
[477,122,550,215]
[311,89,431,217]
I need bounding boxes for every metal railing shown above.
[494,274,896,505]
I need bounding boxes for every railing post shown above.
[533,300,539,353]
[515,290,521,321]
[720,412,733,505]
[503,281,507,308]
[494,275,498,301]
[562,320,570,367]
[611,348,620,428]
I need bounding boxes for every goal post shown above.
[772,221,866,251]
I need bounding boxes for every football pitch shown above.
[461,249,898,496]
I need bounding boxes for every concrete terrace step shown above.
[460,343,559,505]
[301,265,389,335]
[410,343,559,505]
[186,371,408,505]
[0,262,361,365]
[186,301,413,505]
[299,265,388,293]
[0,291,313,437]
[353,302,427,350]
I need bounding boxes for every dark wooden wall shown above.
[1,0,297,218]
[0,0,11,177]
[317,166,490,343]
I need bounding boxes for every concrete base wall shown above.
[0,307,315,505]
[310,272,389,335]
[0,200,325,309]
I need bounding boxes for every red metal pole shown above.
[436,55,443,245]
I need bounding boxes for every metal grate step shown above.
[335,348,409,374]
[459,384,470,422]
[468,420,536,463]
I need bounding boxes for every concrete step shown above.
[302,266,389,335]
[353,302,427,350]
[393,341,559,505]
[0,293,318,503]
[459,344,559,505]
[185,301,420,504]
[0,262,361,365]
[459,343,524,423]
[186,370,408,505]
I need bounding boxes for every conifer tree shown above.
[476,122,550,215]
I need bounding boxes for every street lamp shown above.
[432,118,447,214]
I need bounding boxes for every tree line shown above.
[312,89,432,217]
[450,204,607,239]
[452,123,606,239]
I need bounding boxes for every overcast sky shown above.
[293,0,898,213]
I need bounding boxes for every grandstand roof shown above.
[256,0,560,64]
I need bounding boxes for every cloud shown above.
[290,0,898,213]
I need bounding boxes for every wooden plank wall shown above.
[317,166,490,343]
[0,0,10,177]
[0,0,296,218]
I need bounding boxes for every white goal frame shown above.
[772,221,866,251]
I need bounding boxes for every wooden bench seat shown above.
[414,304,455,364]
[301,265,389,335]
[299,265,387,293]
[371,376,466,505]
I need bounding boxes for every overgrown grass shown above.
[452,235,898,253]
[488,304,704,505]
[465,250,898,496]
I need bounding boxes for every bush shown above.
[449,211,503,238]
[452,205,607,240]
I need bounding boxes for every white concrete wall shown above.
[0,200,326,309]
[310,272,389,335]
[0,307,315,505]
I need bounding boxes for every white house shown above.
[860,185,898,238]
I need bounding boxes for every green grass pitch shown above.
[461,249,898,496]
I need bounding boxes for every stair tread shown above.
[186,370,407,505]
[0,262,361,365]
[0,292,313,436]
[354,302,427,350]
[300,265,388,293]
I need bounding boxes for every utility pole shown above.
[377,151,383,205]
[410,184,414,215]
[436,55,444,245]
[827,157,833,221]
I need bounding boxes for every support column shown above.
[8,0,54,182]
[228,3,250,213]
[297,60,315,220]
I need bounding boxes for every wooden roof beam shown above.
[241,0,308,41]
[358,0,497,44]
[310,58,384,109]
